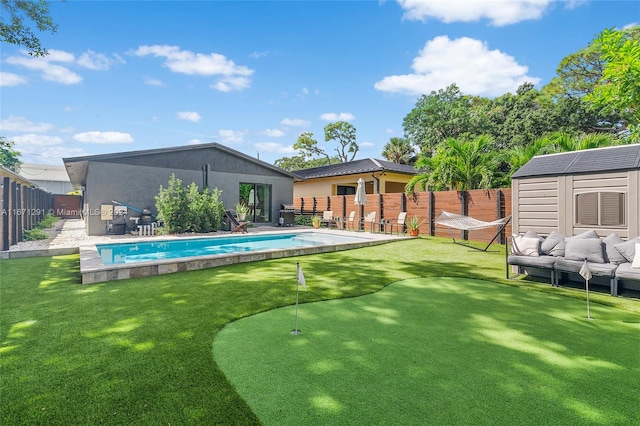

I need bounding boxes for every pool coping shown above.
[79,227,406,284]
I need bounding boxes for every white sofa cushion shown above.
[633,243,640,269]
[512,235,539,257]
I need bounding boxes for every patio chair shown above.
[361,211,377,233]
[320,210,338,228]
[344,211,357,231]
[224,210,249,233]
[382,212,407,235]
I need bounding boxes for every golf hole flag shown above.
[579,259,592,281]
[297,263,306,289]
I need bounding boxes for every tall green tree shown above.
[381,137,414,165]
[324,121,358,162]
[293,132,331,164]
[402,84,478,155]
[586,27,640,120]
[0,136,22,171]
[544,26,639,134]
[0,0,58,57]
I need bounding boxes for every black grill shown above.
[279,204,296,226]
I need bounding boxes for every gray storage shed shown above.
[63,143,296,235]
[511,144,640,239]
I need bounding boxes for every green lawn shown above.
[1,236,638,424]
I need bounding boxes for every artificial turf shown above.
[214,277,640,425]
[1,236,638,424]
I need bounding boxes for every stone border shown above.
[80,229,405,284]
[0,247,79,259]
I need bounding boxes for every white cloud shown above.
[131,44,254,91]
[360,141,376,148]
[144,78,165,86]
[281,118,310,127]
[374,36,539,98]
[210,75,251,92]
[397,0,552,26]
[73,131,134,144]
[187,139,203,145]
[249,51,270,59]
[77,50,118,70]
[319,112,355,121]
[0,115,54,133]
[262,128,285,137]
[11,134,84,164]
[177,111,202,122]
[6,49,82,84]
[0,72,27,86]
[217,129,246,144]
[255,142,296,154]
[12,134,63,147]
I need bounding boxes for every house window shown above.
[576,192,625,226]
[337,185,356,196]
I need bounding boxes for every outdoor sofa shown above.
[508,229,640,296]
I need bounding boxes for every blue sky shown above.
[1,0,638,167]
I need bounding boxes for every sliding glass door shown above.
[239,183,271,223]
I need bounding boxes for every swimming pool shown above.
[97,232,369,265]
[80,229,403,284]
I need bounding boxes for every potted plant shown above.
[235,202,248,221]
[406,215,423,237]
[311,215,322,228]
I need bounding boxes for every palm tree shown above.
[405,135,500,194]
[382,137,415,165]
[546,131,617,152]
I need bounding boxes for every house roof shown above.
[0,165,34,187]
[292,158,417,180]
[18,163,71,183]
[63,142,296,187]
[511,144,640,179]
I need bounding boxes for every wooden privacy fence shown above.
[294,188,512,245]
[0,176,55,251]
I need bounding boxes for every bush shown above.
[295,215,312,226]
[155,174,224,234]
[23,228,49,241]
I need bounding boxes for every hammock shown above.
[435,210,511,251]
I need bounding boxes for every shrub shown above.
[155,174,224,234]
[23,228,49,241]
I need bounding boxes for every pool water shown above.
[97,232,367,265]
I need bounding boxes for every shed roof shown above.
[293,158,417,180]
[511,143,640,179]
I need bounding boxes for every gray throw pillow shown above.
[574,229,600,239]
[549,239,565,257]
[615,237,640,263]
[524,230,541,239]
[603,233,627,264]
[564,236,605,263]
[540,231,564,255]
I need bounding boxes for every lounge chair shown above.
[320,211,338,228]
[224,210,249,233]
[382,212,407,234]
[361,211,377,233]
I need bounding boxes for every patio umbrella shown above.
[354,178,367,206]
[354,178,367,230]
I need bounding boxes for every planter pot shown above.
[409,229,420,237]
[312,222,320,229]
[238,213,247,221]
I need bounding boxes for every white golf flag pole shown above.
[292,262,306,335]
[579,259,593,320]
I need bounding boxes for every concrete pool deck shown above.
[79,226,407,284]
